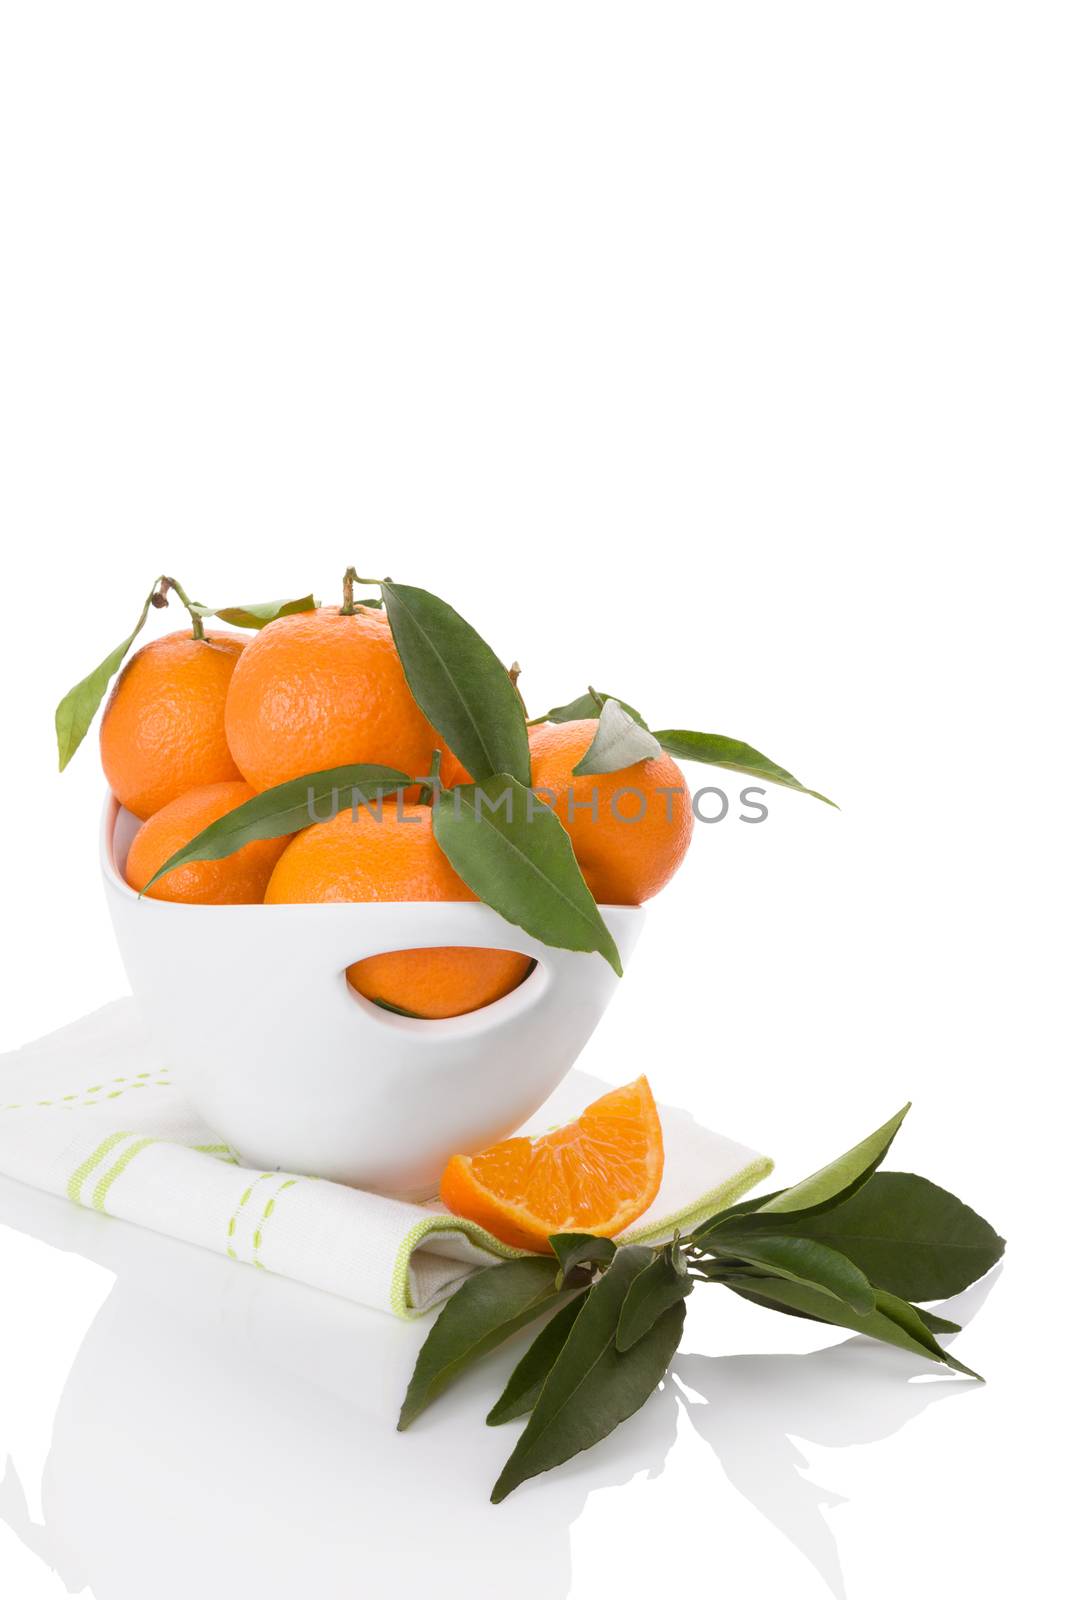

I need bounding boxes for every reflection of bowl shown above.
[101,797,644,1198]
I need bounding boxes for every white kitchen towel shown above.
[0,1000,773,1318]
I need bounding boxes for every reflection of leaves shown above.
[673,1333,975,1600]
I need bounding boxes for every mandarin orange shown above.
[439,1076,664,1251]
[100,630,245,819]
[125,781,287,903]
[224,604,441,794]
[527,719,693,904]
[264,801,532,1019]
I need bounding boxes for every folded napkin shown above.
[0,1001,772,1318]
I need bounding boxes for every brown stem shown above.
[161,575,205,639]
[341,565,387,615]
[509,662,528,717]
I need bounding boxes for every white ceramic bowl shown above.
[101,797,644,1197]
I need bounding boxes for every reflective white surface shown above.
[0,1169,1039,1600]
[2,1,1061,1594]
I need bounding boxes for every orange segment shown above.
[439,1077,664,1252]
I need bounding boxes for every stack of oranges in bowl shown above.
[58,567,832,1241]
[99,585,693,1023]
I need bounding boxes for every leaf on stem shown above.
[726,1281,961,1336]
[433,776,622,975]
[735,1103,911,1224]
[722,1275,981,1379]
[398,1258,567,1431]
[140,764,411,893]
[55,578,164,769]
[528,690,649,729]
[616,1248,694,1352]
[549,1233,618,1282]
[705,1232,875,1314]
[208,595,317,629]
[764,1171,1006,1301]
[653,729,836,807]
[486,1295,587,1425]
[491,1246,685,1503]
[381,582,531,785]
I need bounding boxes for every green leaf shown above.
[55,578,163,770]
[918,1308,962,1335]
[398,1258,567,1430]
[723,1275,980,1379]
[549,1233,618,1284]
[433,776,622,976]
[529,689,649,729]
[140,763,411,894]
[381,582,531,786]
[749,1104,911,1222]
[209,595,317,629]
[653,729,836,807]
[572,699,663,776]
[726,1281,960,1335]
[486,1295,587,1425]
[707,1232,875,1313]
[616,1249,694,1352]
[491,1245,686,1502]
[767,1172,1005,1301]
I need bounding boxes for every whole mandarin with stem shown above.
[224,569,444,794]
[101,628,245,819]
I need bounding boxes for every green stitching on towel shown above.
[4,1071,172,1114]
[68,1131,134,1204]
[192,1143,240,1164]
[91,1136,155,1211]
[226,1172,275,1261]
[252,1178,299,1269]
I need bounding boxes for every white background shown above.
[0,4,1062,1597]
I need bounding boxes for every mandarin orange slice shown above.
[439,1077,664,1252]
